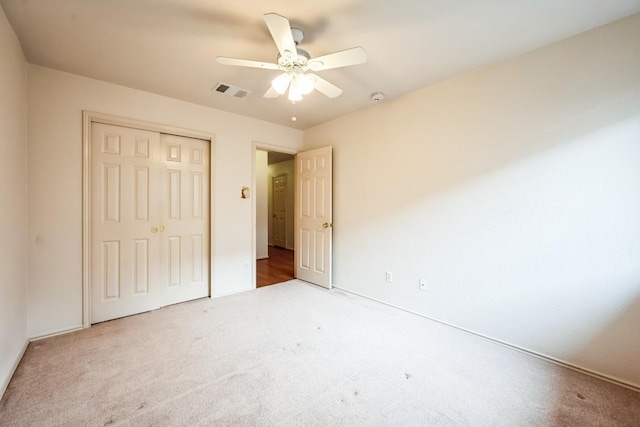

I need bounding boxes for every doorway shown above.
[255,148,295,288]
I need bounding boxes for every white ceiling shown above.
[2,0,639,130]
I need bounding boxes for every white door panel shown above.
[160,134,210,305]
[295,146,332,288]
[91,124,162,322]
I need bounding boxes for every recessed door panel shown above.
[315,177,326,218]
[300,178,311,218]
[191,234,203,283]
[102,241,120,300]
[103,164,120,223]
[134,138,149,158]
[102,133,121,155]
[133,239,149,294]
[314,231,325,274]
[134,167,149,221]
[168,170,181,220]
[191,172,202,219]
[273,174,287,248]
[168,236,181,288]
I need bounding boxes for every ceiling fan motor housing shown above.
[278,47,310,69]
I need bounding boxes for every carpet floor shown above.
[1,280,639,426]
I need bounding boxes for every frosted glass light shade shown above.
[297,74,315,95]
[272,73,291,94]
[288,83,303,101]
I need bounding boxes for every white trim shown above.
[0,339,29,399]
[84,111,215,141]
[29,326,84,341]
[333,284,640,393]
[251,142,298,290]
[212,287,254,298]
[82,111,215,328]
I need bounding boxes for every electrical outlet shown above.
[386,271,393,282]
[419,278,427,291]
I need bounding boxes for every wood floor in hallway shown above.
[257,246,294,288]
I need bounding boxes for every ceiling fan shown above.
[216,13,367,103]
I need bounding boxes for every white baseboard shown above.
[0,339,29,400]
[333,285,640,393]
[29,325,84,342]
[212,287,254,298]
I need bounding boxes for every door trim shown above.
[251,142,297,290]
[82,111,215,328]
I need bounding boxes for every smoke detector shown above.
[371,92,384,102]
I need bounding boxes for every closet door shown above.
[91,124,209,323]
[160,134,210,306]
[91,123,163,322]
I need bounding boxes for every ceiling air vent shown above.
[212,82,251,99]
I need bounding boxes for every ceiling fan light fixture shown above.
[272,73,291,94]
[288,83,303,102]
[296,73,315,95]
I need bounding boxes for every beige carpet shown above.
[1,280,639,426]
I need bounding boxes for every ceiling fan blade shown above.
[263,13,297,57]
[311,75,343,98]
[307,47,367,71]
[216,56,279,70]
[263,86,280,98]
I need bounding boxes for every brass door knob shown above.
[159,225,165,232]
[151,227,158,233]
[323,222,332,228]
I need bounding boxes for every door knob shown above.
[151,227,158,233]
[159,225,165,232]
[323,222,332,228]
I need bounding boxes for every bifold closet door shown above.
[91,123,209,323]
[159,133,210,306]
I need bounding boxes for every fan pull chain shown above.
[291,102,297,122]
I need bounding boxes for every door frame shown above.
[251,142,297,289]
[82,111,215,328]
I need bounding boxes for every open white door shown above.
[295,146,332,288]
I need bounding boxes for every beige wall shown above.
[0,7,28,395]
[27,65,303,337]
[268,159,295,250]
[304,14,640,387]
